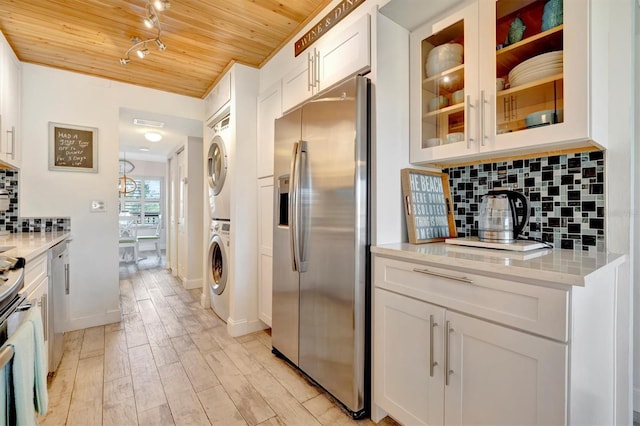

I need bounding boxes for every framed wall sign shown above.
[401,168,457,244]
[49,122,98,172]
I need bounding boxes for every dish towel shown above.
[27,305,48,415]
[0,362,8,426]
[6,318,36,425]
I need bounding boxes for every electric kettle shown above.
[477,190,530,243]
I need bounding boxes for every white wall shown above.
[21,64,203,330]
[634,0,640,416]
[598,0,635,421]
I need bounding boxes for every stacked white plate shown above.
[508,51,563,88]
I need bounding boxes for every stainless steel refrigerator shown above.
[272,75,370,418]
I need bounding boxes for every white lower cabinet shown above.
[373,257,567,425]
[257,177,274,326]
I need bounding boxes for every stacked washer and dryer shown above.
[206,114,232,322]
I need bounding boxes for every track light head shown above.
[143,14,156,29]
[120,57,131,65]
[154,0,170,11]
[136,47,149,59]
[155,39,166,51]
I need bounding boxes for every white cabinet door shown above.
[409,3,480,165]
[444,310,567,426]
[374,288,445,426]
[317,13,371,92]
[257,177,274,326]
[205,72,231,121]
[0,32,20,167]
[282,53,313,113]
[257,82,282,178]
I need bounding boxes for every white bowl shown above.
[451,89,465,105]
[428,43,463,59]
[425,138,442,148]
[428,96,449,112]
[427,51,462,63]
[426,59,462,77]
[446,132,465,144]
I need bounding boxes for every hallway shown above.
[40,256,392,425]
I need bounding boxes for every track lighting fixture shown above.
[119,0,170,64]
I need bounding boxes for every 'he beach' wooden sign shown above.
[401,169,456,244]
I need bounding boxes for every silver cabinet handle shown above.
[307,52,313,91]
[64,263,70,295]
[412,268,473,284]
[429,314,438,377]
[314,48,320,89]
[41,293,48,341]
[480,90,487,146]
[445,320,453,386]
[6,126,15,160]
[465,95,475,148]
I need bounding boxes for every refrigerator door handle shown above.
[289,142,300,271]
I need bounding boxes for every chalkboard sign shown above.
[49,122,98,172]
[401,168,456,244]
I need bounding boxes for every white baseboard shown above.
[226,317,267,337]
[182,277,202,290]
[65,308,122,332]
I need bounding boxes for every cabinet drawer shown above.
[374,256,568,341]
[25,252,48,290]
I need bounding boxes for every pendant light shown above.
[119,154,137,194]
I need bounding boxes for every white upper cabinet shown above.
[0,31,21,168]
[282,13,371,112]
[204,72,231,122]
[410,0,598,166]
[257,82,282,178]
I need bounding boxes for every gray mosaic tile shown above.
[444,151,606,254]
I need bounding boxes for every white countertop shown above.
[0,232,71,262]
[371,242,626,287]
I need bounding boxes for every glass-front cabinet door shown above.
[409,3,479,164]
[480,0,587,155]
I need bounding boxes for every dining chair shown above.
[137,217,162,260]
[119,221,139,264]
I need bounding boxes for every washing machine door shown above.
[208,234,227,295]
[207,135,227,195]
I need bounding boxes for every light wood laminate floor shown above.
[40,255,397,426]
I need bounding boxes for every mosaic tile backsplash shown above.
[0,169,71,233]
[0,169,19,234]
[444,151,605,253]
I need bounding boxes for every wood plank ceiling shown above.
[0,0,333,98]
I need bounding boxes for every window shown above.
[120,177,163,225]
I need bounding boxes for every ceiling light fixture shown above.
[133,118,165,128]
[139,147,151,152]
[119,0,170,65]
[144,132,163,142]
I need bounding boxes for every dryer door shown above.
[207,135,227,195]
[208,234,228,295]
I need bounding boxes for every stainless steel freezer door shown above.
[272,107,302,366]
[298,76,369,413]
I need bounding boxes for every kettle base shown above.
[478,230,517,244]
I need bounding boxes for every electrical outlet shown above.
[90,200,105,212]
